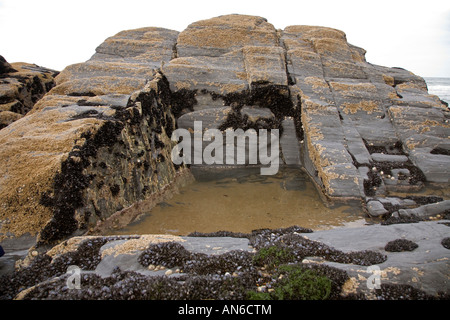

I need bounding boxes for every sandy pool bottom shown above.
[109,167,370,236]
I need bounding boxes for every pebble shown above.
[165,269,173,276]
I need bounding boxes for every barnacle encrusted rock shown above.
[2,222,449,300]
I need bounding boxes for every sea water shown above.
[425,77,450,104]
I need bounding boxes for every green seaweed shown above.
[248,264,332,300]
[252,245,295,269]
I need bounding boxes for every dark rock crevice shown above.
[218,102,283,134]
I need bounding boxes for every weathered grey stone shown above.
[164,53,248,97]
[321,163,362,198]
[280,117,302,165]
[180,236,252,255]
[0,55,17,74]
[243,46,287,86]
[355,117,398,146]
[367,200,388,217]
[177,106,231,130]
[91,27,179,65]
[341,118,372,165]
[175,105,280,166]
[408,151,450,183]
[377,197,416,208]
[383,169,412,187]
[371,153,409,163]
[397,200,450,218]
[306,220,450,296]
[389,105,449,141]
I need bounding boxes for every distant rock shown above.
[306,220,450,297]
[0,55,17,74]
[0,55,58,129]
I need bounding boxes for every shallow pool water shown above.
[110,166,369,236]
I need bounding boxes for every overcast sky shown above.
[1,0,449,77]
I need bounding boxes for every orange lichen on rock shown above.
[49,77,146,96]
[177,14,278,51]
[341,101,380,115]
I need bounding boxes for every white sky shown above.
[1,0,449,77]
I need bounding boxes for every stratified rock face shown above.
[0,55,59,129]
[0,15,449,245]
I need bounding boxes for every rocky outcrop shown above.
[0,55,58,129]
[0,15,449,248]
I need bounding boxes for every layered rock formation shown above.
[0,15,449,248]
[0,55,58,129]
[163,15,449,204]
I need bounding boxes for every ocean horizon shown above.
[424,77,450,105]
